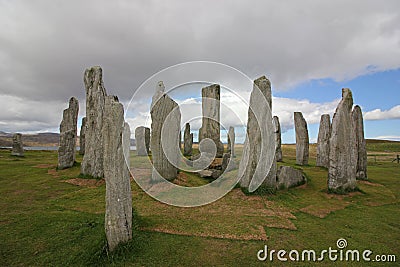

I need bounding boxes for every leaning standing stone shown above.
[103,95,132,252]
[294,112,309,165]
[183,123,193,156]
[199,84,224,157]
[227,126,235,157]
[316,114,331,168]
[151,81,181,181]
[328,88,357,192]
[238,76,277,191]
[135,126,150,156]
[352,105,367,180]
[81,66,107,178]
[11,133,24,156]
[58,97,79,169]
[273,116,282,162]
[79,117,86,155]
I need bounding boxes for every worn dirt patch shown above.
[64,178,105,188]
[47,169,59,178]
[358,180,384,187]
[324,191,362,200]
[34,164,55,169]
[300,202,350,218]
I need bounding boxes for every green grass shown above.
[0,142,399,266]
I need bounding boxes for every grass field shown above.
[0,141,399,266]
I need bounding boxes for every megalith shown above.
[294,112,309,165]
[151,81,181,182]
[227,126,235,157]
[79,117,86,155]
[316,114,331,168]
[81,66,107,178]
[352,105,367,180]
[103,95,132,252]
[199,84,224,157]
[238,76,277,192]
[135,126,150,156]
[11,133,24,156]
[183,123,193,156]
[58,97,79,169]
[273,116,282,162]
[328,88,357,192]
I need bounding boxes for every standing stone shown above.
[352,105,367,180]
[81,66,107,178]
[199,84,224,157]
[222,153,236,172]
[79,117,87,155]
[227,126,235,157]
[151,81,181,181]
[328,88,357,192]
[183,123,193,156]
[294,112,309,165]
[103,95,132,252]
[316,114,331,168]
[58,97,79,169]
[11,133,24,156]
[273,116,282,162]
[238,76,277,191]
[135,126,150,156]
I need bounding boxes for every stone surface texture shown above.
[135,126,150,156]
[316,114,331,168]
[328,88,357,192]
[79,117,87,155]
[273,116,282,162]
[294,112,309,165]
[81,66,107,178]
[352,105,368,180]
[199,84,224,157]
[103,95,132,252]
[183,123,193,156]
[276,166,306,189]
[227,126,235,157]
[11,133,24,156]
[151,81,181,182]
[58,97,79,169]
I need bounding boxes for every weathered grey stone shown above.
[199,170,213,178]
[328,88,357,192]
[316,114,331,168]
[276,166,306,189]
[222,153,236,172]
[151,81,181,182]
[227,126,235,157]
[294,112,309,165]
[193,152,214,170]
[11,133,24,156]
[79,117,86,155]
[273,116,282,162]
[183,123,193,156]
[81,66,107,178]
[58,97,79,169]
[352,105,367,180]
[135,126,150,156]
[238,76,277,191]
[103,95,132,252]
[199,84,224,157]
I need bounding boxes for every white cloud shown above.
[364,105,400,120]
[369,136,400,141]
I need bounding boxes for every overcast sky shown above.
[1,0,399,143]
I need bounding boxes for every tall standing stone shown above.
[294,112,309,165]
[328,88,357,192]
[183,123,193,156]
[273,116,282,162]
[58,97,79,169]
[103,95,132,252]
[316,114,331,168]
[81,66,107,178]
[151,81,181,181]
[352,105,367,180]
[79,117,86,155]
[199,84,224,157]
[135,126,150,156]
[11,133,24,156]
[239,76,277,191]
[227,126,235,157]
